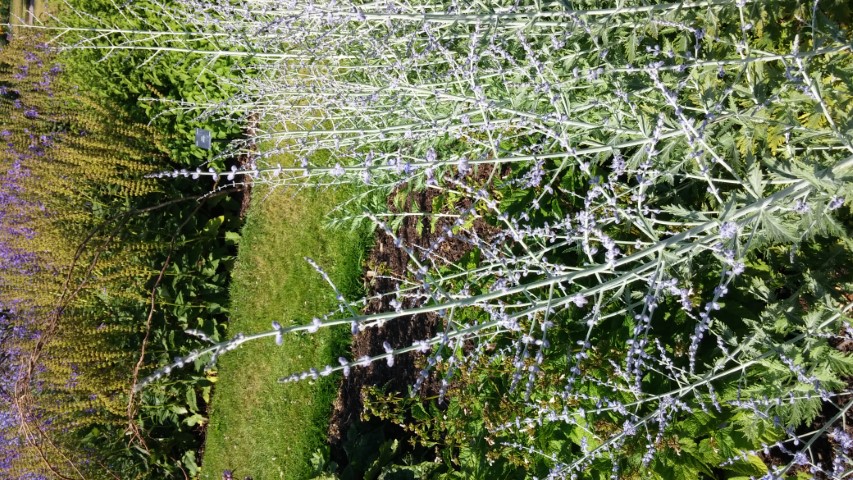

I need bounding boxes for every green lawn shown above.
[200,184,368,480]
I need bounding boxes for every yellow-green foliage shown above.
[1,32,170,478]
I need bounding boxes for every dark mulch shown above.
[327,166,500,464]
[236,114,260,219]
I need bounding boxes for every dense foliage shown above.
[0,29,243,479]
[2,0,852,479]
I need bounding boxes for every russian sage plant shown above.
[105,0,853,477]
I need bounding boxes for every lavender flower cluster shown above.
[0,40,73,479]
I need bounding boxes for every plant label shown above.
[195,128,211,150]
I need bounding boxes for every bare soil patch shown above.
[327,166,500,465]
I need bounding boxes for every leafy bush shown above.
[46,0,249,170]
[1,30,242,479]
[1,31,165,477]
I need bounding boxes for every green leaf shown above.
[225,231,241,245]
[202,215,225,237]
[722,453,768,477]
[378,461,440,480]
[660,204,708,222]
[758,210,798,243]
[365,440,400,480]
[827,350,853,376]
[184,413,206,427]
[781,395,822,428]
[186,388,199,413]
[411,403,430,422]
[747,162,764,199]
[181,450,200,476]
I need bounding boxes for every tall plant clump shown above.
[0,31,177,479]
[82,0,851,477]
[44,0,250,170]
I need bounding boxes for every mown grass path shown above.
[200,184,368,480]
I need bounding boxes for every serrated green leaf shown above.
[758,210,798,243]
[828,350,853,376]
[661,204,708,222]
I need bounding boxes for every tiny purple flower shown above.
[719,221,738,239]
[828,196,844,210]
[792,451,809,466]
[330,163,346,177]
[793,198,810,214]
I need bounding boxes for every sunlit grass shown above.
[200,182,368,480]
